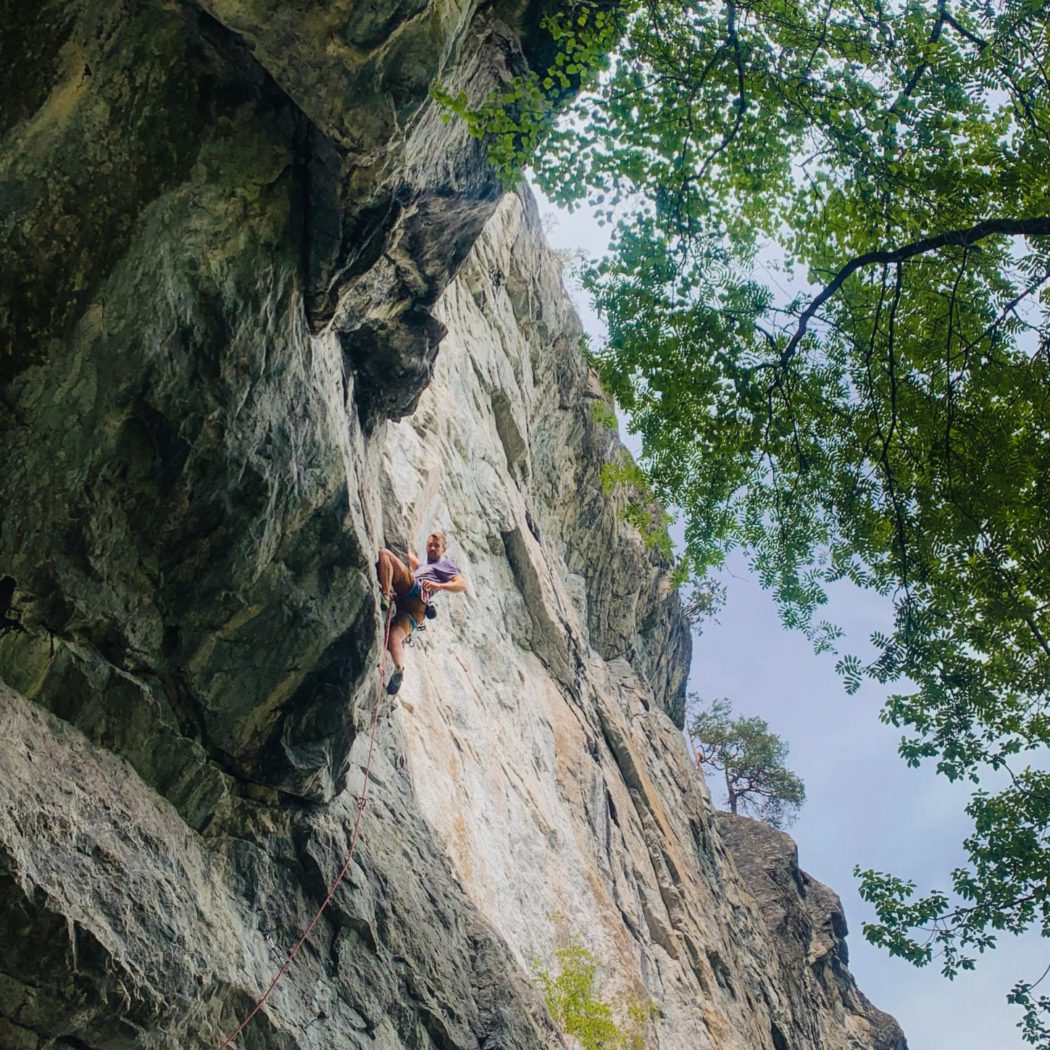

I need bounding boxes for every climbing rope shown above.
[217,601,396,1049]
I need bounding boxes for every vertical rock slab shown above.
[376,190,905,1050]
[0,0,564,805]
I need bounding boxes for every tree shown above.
[442,0,1050,1040]
[688,697,806,828]
[535,941,654,1050]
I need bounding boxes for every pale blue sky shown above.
[533,186,1046,1050]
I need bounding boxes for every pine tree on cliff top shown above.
[688,697,806,830]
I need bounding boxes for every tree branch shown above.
[694,0,748,182]
[890,0,947,114]
[779,217,1050,367]
[941,8,987,50]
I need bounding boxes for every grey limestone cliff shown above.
[1,3,906,1049]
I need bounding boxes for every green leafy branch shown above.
[600,453,674,560]
[433,1,626,179]
[535,940,656,1050]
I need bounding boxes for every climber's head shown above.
[425,531,448,562]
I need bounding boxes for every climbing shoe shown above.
[386,666,404,696]
[379,591,393,613]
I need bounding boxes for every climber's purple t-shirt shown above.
[414,557,460,586]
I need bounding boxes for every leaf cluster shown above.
[600,451,675,559]
[535,941,656,1050]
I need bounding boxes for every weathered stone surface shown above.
[717,813,908,1050]
[1,5,905,1048]
[0,0,552,805]
[0,677,559,1048]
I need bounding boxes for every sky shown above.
[532,186,1046,1050]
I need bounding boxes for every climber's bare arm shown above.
[407,549,420,571]
[431,575,466,594]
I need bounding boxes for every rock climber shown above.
[376,531,466,695]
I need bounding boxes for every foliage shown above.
[856,764,1050,1037]
[600,452,674,558]
[440,0,1050,1038]
[680,576,727,634]
[535,941,655,1050]
[589,397,619,430]
[433,3,624,179]
[688,697,806,827]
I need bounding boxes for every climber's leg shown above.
[387,614,415,695]
[377,548,414,603]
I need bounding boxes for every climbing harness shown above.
[399,581,438,647]
[420,579,436,611]
[216,600,397,1049]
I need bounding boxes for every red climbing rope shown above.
[217,601,397,1049]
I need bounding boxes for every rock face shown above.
[716,814,907,1050]
[0,5,906,1050]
